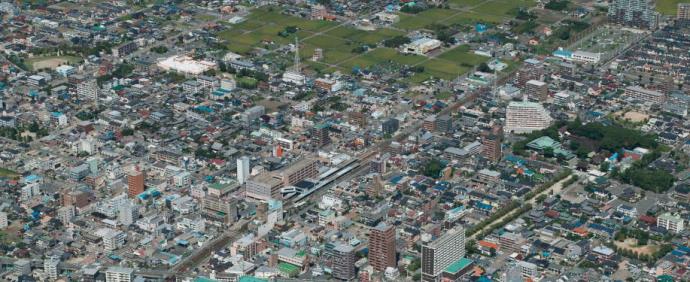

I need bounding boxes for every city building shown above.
[481,128,502,163]
[524,80,548,101]
[77,79,98,101]
[237,156,250,185]
[382,118,399,135]
[105,267,134,282]
[679,3,690,21]
[0,211,7,229]
[202,196,238,225]
[402,38,442,55]
[422,227,466,282]
[44,255,60,281]
[246,173,284,200]
[504,101,553,134]
[624,86,666,105]
[111,42,138,58]
[127,168,145,198]
[311,123,331,147]
[278,157,319,186]
[657,213,685,233]
[327,242,356,280]
[608,0,659,29]
[369,222,396,272]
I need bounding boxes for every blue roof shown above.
[553,49,573,57]
[24,175,40,183]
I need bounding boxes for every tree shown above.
[477,62,492,73]
[422,158,444,178]
[383,36,411,48]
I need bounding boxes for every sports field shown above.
[26,55,82,71]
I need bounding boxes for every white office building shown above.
[421,227,465,282]
[505,101,553,134]
[237,156,250,185]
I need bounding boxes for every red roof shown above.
[478,240,498,249]
[545,210,560,218]
[639,215,656,225]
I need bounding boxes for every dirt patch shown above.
[258,99,286,112]
[614,238,659,255]
[614,111,649,123]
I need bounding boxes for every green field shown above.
[0,168,19,180]
[437,45,489,66]
[448,0,486,9]
[220,8,407,55]
[395,8,458,30]
[656,0,689,15]
[394,3,527,30]
[472,0,536,18]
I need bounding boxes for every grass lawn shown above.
[445,11,505,25]
[421,58,471,80]
[395,8,458,30]
[471,0,536,18]
[656,0,689,15]
[436,91,453,99]
[0,168,19,180]
[437,46,489,66]
[339,48,426,70]
[448,0,486,9]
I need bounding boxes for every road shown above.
[468,174,575,241]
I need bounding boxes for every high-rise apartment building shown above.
[127,167,145,198]
[524,80,548,101]
[327,242,356,280]
[77,79,98,101]
[608,0,659,29]
[237,156,250,185]
[679,3,690,21]
[311,123,331,147]
[504,101,552,134]
[481,130,502,163]
[421,227,465,282]
[369,222,397,272]
[44,255,60,281]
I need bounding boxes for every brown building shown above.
[481,127,503,163]
[278,157,319,186]
[311,123,331,147]
[62,190,93,208]
[369,222,396,272]
[348,111,367,128]
[127,168,145,198]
